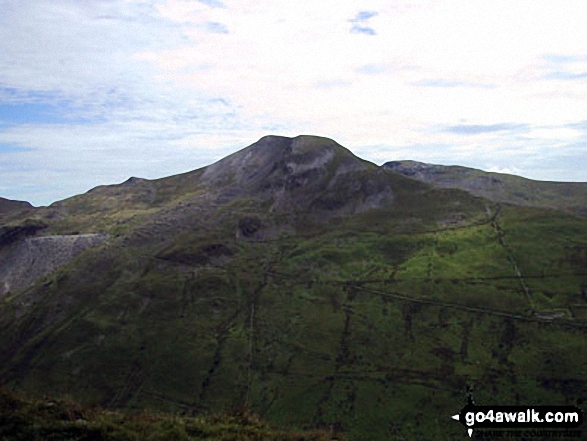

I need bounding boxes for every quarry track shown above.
[251,267,587,328]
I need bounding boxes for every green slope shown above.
[0,387,338,440]
[1,136,586,440]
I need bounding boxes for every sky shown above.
[1,0,587,206]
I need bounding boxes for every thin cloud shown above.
[565,120,587,131]
[412,79,465,87]
[205,21,229,34]
[411,79,495,88]
[0,96,105,125]
[355,11,378,21]
[444,123,530,135]
[314,80,352,89]
[358,142,454,163]
[542,71,587,81]
[351,26,376,36]
[349,10,378,35]
[198,0,226,9]
[539,53,587,81]
[356,64,389,75]
[542,54,587,64]
[0,144,34,154]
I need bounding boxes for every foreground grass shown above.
[0,387,339,441]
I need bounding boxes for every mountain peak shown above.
[256,134,339,149]
[201,134,370,188]
[201,135,388,213]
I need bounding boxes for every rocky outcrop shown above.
[0,222,47,247]
[201,135,393,214]
[201,135,368,188]
[0,234,108,296]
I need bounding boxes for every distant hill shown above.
[1,135,586,440]
[383,160,587,216]
[0,196,32,215]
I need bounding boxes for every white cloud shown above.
[486,165,523,176]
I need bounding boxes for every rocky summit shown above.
[201,135,392,214]
[0,135,586,440]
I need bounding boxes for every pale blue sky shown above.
[1,0,586,206]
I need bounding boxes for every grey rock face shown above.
[0,234,108,296]
[201,135,392,214]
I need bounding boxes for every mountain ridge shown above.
[0,135,586,440]
[383,159,587,216]
[5,136,586,219]
[19,135,474,238]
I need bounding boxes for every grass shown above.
[0,387,339,441]
[3,206,587,439]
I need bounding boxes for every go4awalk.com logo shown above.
[451,400,583,438]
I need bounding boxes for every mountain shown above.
[384,160,587,216]
[0,197,33,221]
[1,135,586,440]
[0,196,32,212]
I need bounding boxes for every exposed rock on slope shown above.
[0,222,47,247]
[202,135,393,213]
[0,234,108,296]
[201,135,368,188]
[384,160,587,215]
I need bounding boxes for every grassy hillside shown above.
[0,387,338,440]
[1,136,586,440]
